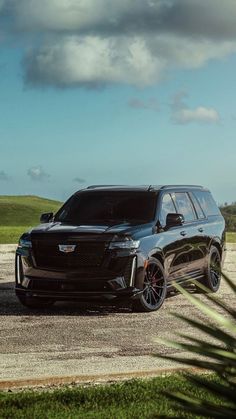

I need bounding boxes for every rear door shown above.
[172,191,206,280]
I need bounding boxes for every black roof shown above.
[76,184,207,193]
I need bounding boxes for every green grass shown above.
[0,195,62,243]
[226,232,236,243]
[0,195,61,227]
[0,375,227,419]
[0,226,31,244]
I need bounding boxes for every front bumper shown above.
[15,286,142,302]
[15,247,144,302]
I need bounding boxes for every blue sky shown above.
[0,1,236,204]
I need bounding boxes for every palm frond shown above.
[184,373,236,400]
[174,313,236,347]
[155,273,236,418]
[164,391,236,418]
[193,279,236,319]
[221,271,236,293]
[172,282,236,333]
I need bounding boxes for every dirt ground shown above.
[0,244,235,386]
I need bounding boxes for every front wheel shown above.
[133,258,167,312]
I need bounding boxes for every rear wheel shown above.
[133,258,167,312]
[17,294,54,309]
[199,246,221,292]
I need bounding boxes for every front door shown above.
[159,191,204,283]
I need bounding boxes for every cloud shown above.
[24,35,165,88]
[24,35,236,88]
[128,97,159,111]
[0,170,10,181]
[73,177,86,183]
[27,166,50,182]
[4,0,236,39]
[171,91,220,124]
[1,1,236,88]
[174,107,220,124]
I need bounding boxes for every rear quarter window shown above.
[189,192,205,219]
[193,191,221,216]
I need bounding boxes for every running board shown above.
[167,274,204,288]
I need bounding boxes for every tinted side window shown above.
[189,192,205,219]
[193,191,221,216]
[160,193,176,227]
[174,192,196,222]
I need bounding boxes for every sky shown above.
[0,0,236,204]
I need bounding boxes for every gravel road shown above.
[0,244,235,386]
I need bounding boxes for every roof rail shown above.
[86,185,125,189]
[160,185,203,190]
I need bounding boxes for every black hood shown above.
[29,221,154,240]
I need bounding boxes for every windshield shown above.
[55,191,157,225]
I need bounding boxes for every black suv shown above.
[15,185,225,312]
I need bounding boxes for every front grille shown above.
[32,239,107,270]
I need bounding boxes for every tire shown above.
[133,258,167,312]
[17,294,54,309]
[200,246,221,293]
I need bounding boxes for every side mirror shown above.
[40,212,54,223]
[166,213,184,228]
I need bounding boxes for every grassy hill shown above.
[0,195,62,226]
[0,195,62,243]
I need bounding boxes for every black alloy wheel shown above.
[133,257,167,312]
[200,246,221,292]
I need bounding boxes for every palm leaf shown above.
[155,273,236,418]
[174,313,236,347]
[221,271,236,293]
[164,391,236,418]
[183,373,236,400]
[157,337,236,365]
[176,333,235,354]
[193,279,236,319]
[172,282,236,333]
[157,354,235,376]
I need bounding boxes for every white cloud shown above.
[174,107,220,124]
[27,166,50,182]
[2,0,236,88]
[24,34,236,88]
[171,91,220,124]
[25,35,165,87]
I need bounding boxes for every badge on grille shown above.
[58,244,76,253]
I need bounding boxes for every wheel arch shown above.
[209,237,223,260]
[150,248,165,267]
[134,250,165,290]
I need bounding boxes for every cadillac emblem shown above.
[58,244,76,253]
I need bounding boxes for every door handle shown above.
[198,228,204,233]
[180,231,186,236]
